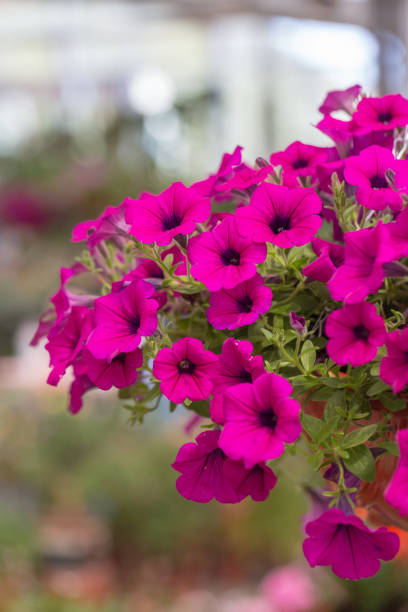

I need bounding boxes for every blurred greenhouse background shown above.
[2,0,408,610]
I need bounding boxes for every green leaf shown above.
[367,380,389,397]
[300,412,323,440]
[380,392,407,412]
[343,445,375,482]
[341,424,377,449]
[378,441,399,456]
[185,400,210,418]
[307,451,323,470]
[300,340,316,373]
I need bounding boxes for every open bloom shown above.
[210,338,265,424]
[326,302,386,367]
[302,238,344,283]
[235,184,321,248]
[269,141,329,186]
[153,337,218,404]
[86,279,159,360]
[172,429,277,503]
[188,215,266,291]
[353,94,408,131]
[319,84,362,116]
[125,182,211,245]
[380,328,408,394]
[207,274,272,330]
[385,429,408,515]
[219,373,301,468]
[344,145,402,211]
[72,200,130,250]
[84,348,143,390]
[303,508,399,580]
[327,223,394,303]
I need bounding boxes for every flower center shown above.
[221,248,241,266]
[353,323,370,341]
[269,214,291,234]
[378,111,392,124]
[237,295,253,313]
[162,213,182,231]
[259,408,278,430]
[113,353,126,364]
[239,369,252,383]
[292,158,309,170]
[369,174,388,189]
[128,315,141,333]
[177,358,196,375]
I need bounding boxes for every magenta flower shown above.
[302,238,344,283]
[219,373,301,468]
[303,508,399,580]
[316,115,394,158]
[188,216,266,291]
[153,337,218,404]
[389,207,408,259]
[192,146,243,198]
[210,338,265,424]
[172,429,277,503]
[327,223,394,303]
[68,359,95,414]
[207,274,272,331]
[326,302,386,367]
[72,200,130,250]
[235,184,321,248]
[353,94,408,131]
[84,348,143,390]
[319,84,362,116]
[46,306,93,386]
[385,429,408,515]
[125,182,211,246]
[380,328,408,394]
[269,141,329,185]
[86,279,159,360]
[344,145,402,211]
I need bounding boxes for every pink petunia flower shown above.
[316,115,394,158]
[235,184,321,248]
[172,429,277,503]
[327,223,394,303]
[326,302,386,367]
[210,338,265,424]
[86,279,159,360]
[191,146,243,198]
[68,359,95,414]
[46,306,94,386]
[269,141,329,186]
[302,238,344,283]
[319,84,362,116]
[344,145,402,211]
[380,328,408,394]
[125,182,211,246]
[153,337,218,404]
[188,216,266,291]
[385,429,408,515]
[206,274,272,331]
[260,564,319,612]
[303,508,399,580]
[72,200,130,250]
[353,93,408,131]
[84,348,143,390]
[218,373,301,469]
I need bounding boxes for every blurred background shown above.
[2,1,408,610]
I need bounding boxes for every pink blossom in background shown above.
[125,182,211,245]
[210,338,265,424]
[72,199,130,249]
[326,302,386,366]
[269,141,329,185]
[260,565,318,612]
[84,348,143,390]
[353,93,408,131]
[380,327,408,394]
[344,145,402,211]
[153,337,218,404]
[385,429,408,515]
[46,305,93,386]
[302,237,344,283]
[219,373,301,468]
[86,279,159,360]
[235,184,321,248]
[172,429,277,503]
[318,84,362,116]
[303,508,399,580]
[188,216,266,291]
[327,222,394,303]
[206,274,272,330]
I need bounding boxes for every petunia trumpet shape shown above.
[380,328,408,394]
[385,429,408,516]
[84,349,143,390]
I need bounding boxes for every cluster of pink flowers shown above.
[34,85,408,581]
